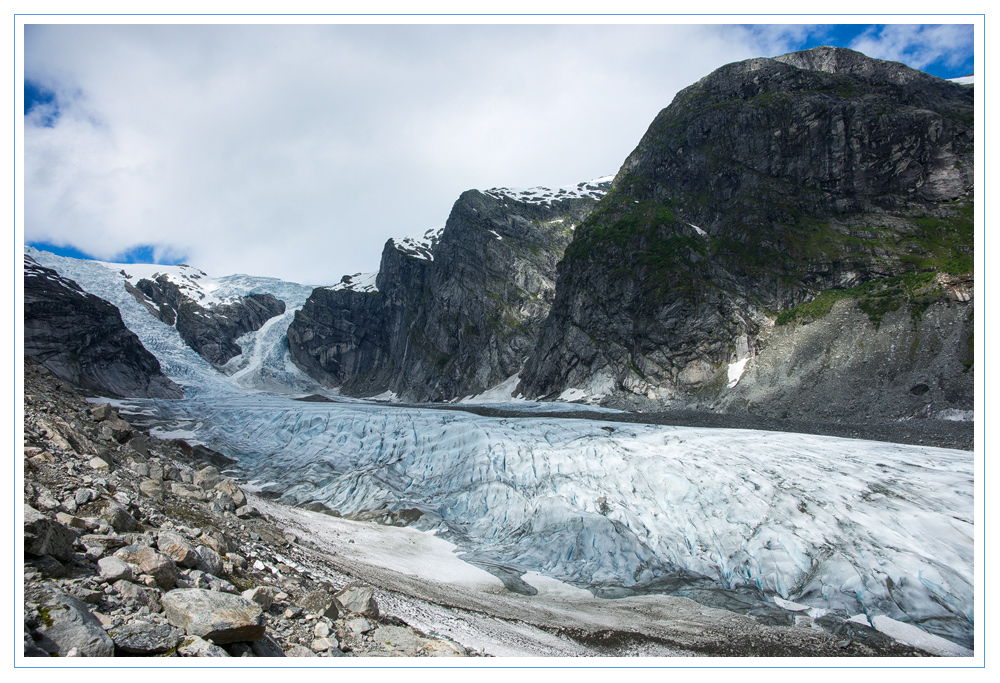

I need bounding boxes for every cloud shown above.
[22,23,968,284]
[849,24,974,72]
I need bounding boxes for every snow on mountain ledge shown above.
[327,271,378,293]
[110,262,238,308]
[390,225,444,261]
[483,176,613,205]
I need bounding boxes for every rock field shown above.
[22,356,471,658]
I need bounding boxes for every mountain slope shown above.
[519,47,974,418]
[287,179,610,401]
[124,268,286,368]
[24,255,183,399]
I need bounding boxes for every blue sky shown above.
[22,21,976,283]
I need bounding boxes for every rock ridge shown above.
[517,46,974,419]
[126,274,285,368]
[24,255,182,399]
[287,180,610,401]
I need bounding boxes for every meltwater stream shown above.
[29,247,975,650]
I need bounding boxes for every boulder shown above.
[24,505,78,561]
[170,482,208,501]
[139,479,165,500]
[299,590,339,620]
[97,501,140,533]
[35,593,114,657]
[105,416,133,443]
[161,589,265,644]
[194,466,222,490]
[250,633,286,657]
[177,635,229,657]
[114,545,178,590]
[335,583,379,618]
[372,625,465,657]
[109,621,181,655]
[234,505,258,519]
[194,544,224,577]
[242,586,275,610]
[157,530,199,568]
[215,478,247,508]
[112,580,162,612]
[97,556,134,582]
[90,403,116,422]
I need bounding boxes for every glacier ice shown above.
[27,246,975,649]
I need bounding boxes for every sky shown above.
[22,21,976,285]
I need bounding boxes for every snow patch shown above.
[370,390,400,402]
[149,427,203,443]
[488,230,503,241]
[949,75,974,85]
[727,357,749,388]
[390,225,444,261]
[773,596,810,611]
[458,374,524,404]
[689,223,708,237]
[937,409,974,422]
[521,572,594,599]
[108,261,239,308]
[483,176,612,206]
[327,271,378,293]
[558,388,588,402]
[849,614,973,657]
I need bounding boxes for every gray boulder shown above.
[161,589,265,643]
[299,589,339,620]
[97,556,133,583]
[335,583,379,618]
[157,530,199,568]
[250,633,286,657]
[242,586,274,610]
[108,621,181,655]
[194,544,224,577]
[112,580,162,612]
[170,482,208,501]
[177,635,229,657]
[113,545,177,590]
[194,466,222,490]
[35,593,114,657]
[24,504,78,561]
[97,501,140,534]
[215,478,247,508]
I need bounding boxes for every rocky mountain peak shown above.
[520,48,973,416]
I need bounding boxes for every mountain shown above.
[25,248,320,396]
[123,266,286,368]
[518,46,973,420]
[20,48,977,656]
[23,255,182,399]
[287,179,610,401]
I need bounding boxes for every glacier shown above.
[26,246,975,651]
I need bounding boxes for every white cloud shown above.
[849,24,973,72]
[20,23,883,284]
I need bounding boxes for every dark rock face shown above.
[129,274,285,367]
[519,47,974,418]
[24,255,183,399]
[288,182,608,401]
